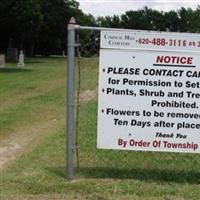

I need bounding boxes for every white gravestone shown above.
[62,50,66,57]
[17,50,25,67]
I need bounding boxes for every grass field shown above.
[0,57,200,200]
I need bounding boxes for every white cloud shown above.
[77,0,199,17]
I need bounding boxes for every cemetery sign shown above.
[97,30,200,153]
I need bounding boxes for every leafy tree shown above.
[0,0,95,55]
[121,10,152,29]
[97,6,200,33]
[190,6,200,32]
[178,7,191,32]
[97,15,121,28]
[0,0,42,54]
[164,10,180,31]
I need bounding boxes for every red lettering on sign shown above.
[156,55,193,65]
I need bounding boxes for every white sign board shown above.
[97,34,200,153]
[101,31,200,52]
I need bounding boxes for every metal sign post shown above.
[66,21,200,180]
[67,18,76,180]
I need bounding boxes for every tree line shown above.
[0,0,199,56]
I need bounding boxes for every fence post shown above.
[67,17,76,181]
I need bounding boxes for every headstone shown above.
[0,54,5,68]
[17,50,25,67]
[62,50,66,57]
[7,48,18,61]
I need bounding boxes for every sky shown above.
[77,0,200,17]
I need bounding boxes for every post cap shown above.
[69,17,76,24]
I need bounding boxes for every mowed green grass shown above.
[0,57,67,137]
[1,57,200,200]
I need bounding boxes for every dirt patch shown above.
[79,89,97,102]
[0,88,96,171]
[0,143,21,168]
[0,118,63,171]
